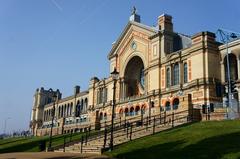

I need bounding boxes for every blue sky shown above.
[0,0,240,133]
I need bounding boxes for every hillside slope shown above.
[106,120,240,159]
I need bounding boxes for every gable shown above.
[108,21,158,60]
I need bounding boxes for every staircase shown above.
[54,110,192,154]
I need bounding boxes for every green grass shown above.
[106,120,240,159]
[0,132,86,153]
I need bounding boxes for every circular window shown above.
[131,41,137,50]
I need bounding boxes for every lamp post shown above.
[110,67,119,151]
[48,94,57,151]
[217,29,240,117]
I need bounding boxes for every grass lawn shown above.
[0,132,85,153]
[105,120,240,159]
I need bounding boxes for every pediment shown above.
[108,21,158,59]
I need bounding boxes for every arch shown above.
[99,112,103,120]
[125,108,129,116]
[141,105,146,114]
[172,98,179,110]
[224,53,238,81]
[165,101,171,111]
[119,109,123,117]
[104,113,107,120]
[121,52,147,77]
[130,107,134,116]
[135,105,140,115]
[124,56,145,97]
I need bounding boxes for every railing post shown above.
[172,112,174,128]
[80,136,83,153]
[126,123,129,138]
[160,111,162,124]
[146,116,149,131]
[124,118,126,131]
[103,127,107,149]
[85,129,88,145]
[164,111,166,125]
[88,126,91,138]
[70,130,72,142]
[153,117,156,135]
[63,136,66,152]
[120,117,122,127]
[130,124,132,141]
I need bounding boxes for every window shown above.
[184,63,188,83]
[97,87,108,104]
[140,67,145,89]
[166,102,171,111]
[166,68,171,87]
[173,98,179,110]
[173,63,179,85]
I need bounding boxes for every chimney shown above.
[158,14,173,32]
[74,85,80,95]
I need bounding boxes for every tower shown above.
[30,87,61,136]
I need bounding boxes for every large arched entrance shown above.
[124,56,145,97]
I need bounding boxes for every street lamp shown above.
[48,94,57,151]
[110,67,119,151]
[217,29,240,117]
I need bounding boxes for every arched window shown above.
[141,105,146,114]
[173,98,179,110]
[125,108,129,116]
[130,107,134,116]
[58,106,61,118]
[104,113,107,120]
[166,101,171,111]
[173,63,179,85]
[184,63,188,83]
[135,106,140,115]
[99,112,103,120]
[224,54,238,81]
[85,98,88,112]
[67,104,69,117]
[81,99,84,112]
[70,103,73,116]
[166,68,171,87]
[61,106,63,117]
[64,105,67,117]
[119,109,123,117]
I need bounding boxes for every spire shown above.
[129,6,141,23]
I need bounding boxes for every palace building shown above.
[30,10,240,136]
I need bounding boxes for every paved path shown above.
[0,152,111,159]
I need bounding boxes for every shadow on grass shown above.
[114,132,240,159]
[0,138,48,153]
[0,138,28,146]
